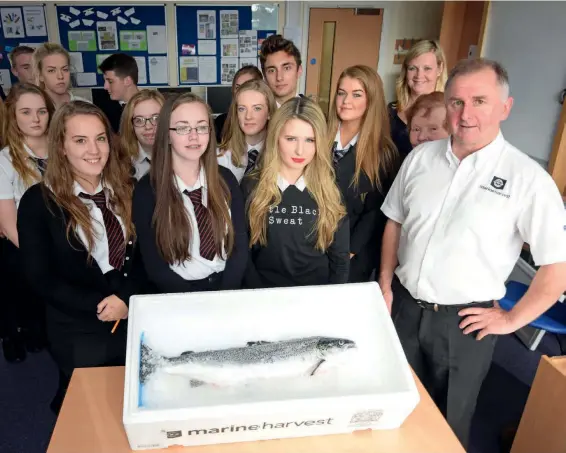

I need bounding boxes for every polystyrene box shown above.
[122,282,420,450]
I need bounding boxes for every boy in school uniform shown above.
[98,53,140,133]
[10,46,35,84]
[259,35,304,108]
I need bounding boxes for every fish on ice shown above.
[140,336,357,386]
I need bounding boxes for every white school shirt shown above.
[69,93,91,103]
[0,145,44,208]
[334,126,359,152]
[277,174,306,192]
[170,168,228,280]
[381,132,566,305]
[133,144,151,180]
[276,94,302,109]
[217,141,264,183]
[73,181,126,274]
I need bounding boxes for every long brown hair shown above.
[150,93,234,265]
[327,65,398,190]
[43,101,135,254]
[119,89,165,160]
[219,79,276,167]
[248,97,346,252]
[3,83,55,188]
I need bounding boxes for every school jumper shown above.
[388,102,412,160]
[333,135,400,283]
[17,182,147,413]
[242,175,350,288]
[132,165,247,293]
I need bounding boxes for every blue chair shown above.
[498,281,566,350]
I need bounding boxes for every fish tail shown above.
[140,342,162,384]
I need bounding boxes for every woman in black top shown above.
[389,40,447,160]
[243,97,349,288]
[214,65,263,144]
[327,65,400,283]
[17,101,145,414]
[133,93,247,293]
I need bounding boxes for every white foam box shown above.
[123,282,420,450]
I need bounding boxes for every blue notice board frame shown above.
[175,5,276,86]
[0,4,48,90]
[56,4,167,88]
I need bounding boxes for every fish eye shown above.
[339,340,345,346]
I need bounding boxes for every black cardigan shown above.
[132,165,247,293]
[388,102,413,160]
[16,183,147,335]
[334,145,400,276]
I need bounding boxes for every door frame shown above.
[299,2,392,95]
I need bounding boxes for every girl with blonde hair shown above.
[0,83,54,362]
[32,42,90,108]
[327,65,400,283]
[217,79,276,182]
[243,96,349,288]
[389,40,447,158]
[119,89,165,180]
[132,93,247,293]
[17,101,145,413]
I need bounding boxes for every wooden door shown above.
[548,100,566,195]
[305,8,383,116]
[439,1,490,71]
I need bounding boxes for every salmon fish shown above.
[140,336,357,386]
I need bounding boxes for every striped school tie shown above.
[79,191,126,269]
[184,188,216,261]
[332,141,350,165]
[245,149,259,175]
[29,157,47,176]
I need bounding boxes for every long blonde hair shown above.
[248,97,346,252]
[0,99,5,148]
[219,79,276,167]
[327,65,398,190]
[43,101,135,254]
[150,93,234,265]
[395,40,447,112]
[3,83,55,188]
[32,43,71,91]
[119,89,165,161]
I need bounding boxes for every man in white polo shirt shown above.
[379,58,566,448]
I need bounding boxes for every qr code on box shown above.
[350,410,384,426]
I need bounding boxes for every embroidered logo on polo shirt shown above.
[490,176,507,190]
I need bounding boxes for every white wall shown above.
[482,1,566,164]
[287,1,444,102]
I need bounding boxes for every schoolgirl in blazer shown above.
[132,93,247,293]
[243,97,350,288]
[17,101,145,414]
[327,65,401,283]
[217,80,276,182]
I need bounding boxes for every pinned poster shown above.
[82,19,94,27]
[120,30,147,51]
[69,20,81,29]
[97,21,118,51]
[1,7,25,39]
[240,58,257,69]
[221,57,238,85]
[198,40,216,56]
[69,52,84,73]
[179,57,198,84]
[221,39,238,57]
[147,25,167,54]
[219,10,238,39]
[95,54,112,73]
[124,7,136,17]
[96,11,108,20]
[148,56,168,84]
[0,69,12,90]
[197,10,216,40]
[198,56,216,84]
[23,6,47,37]
[239,30,257,57]
[134,56,147,85]
[68,30,97,51]
[76,72,97,86]
[69,7,81,16]
[117,16,128,26]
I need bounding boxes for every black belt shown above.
[415,299,494,313]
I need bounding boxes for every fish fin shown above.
[180,350,194,356]
[246,341,271,347]
[190,379,206,388]
[140,343,161,384]
[310,359,326,376]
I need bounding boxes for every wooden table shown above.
[47,367,464,453]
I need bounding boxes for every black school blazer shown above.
[17,183,147,334]
[334,144,400,265]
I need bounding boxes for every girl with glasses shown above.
[217,80,276,182]
[17,101,145,414]
[243,97,349,288]
[0,83,54,362]
[132,93,247,293]
[119,89,165,180]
